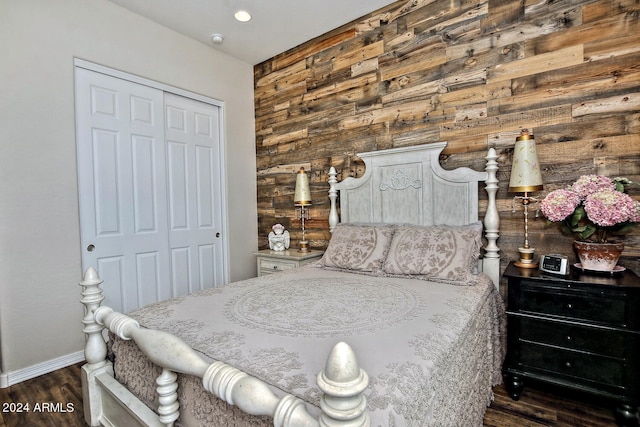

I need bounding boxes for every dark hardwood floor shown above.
[0,362,628,426]
[0,363,85,427]
[484,382,622,427]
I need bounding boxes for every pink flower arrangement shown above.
[540,175,640,243]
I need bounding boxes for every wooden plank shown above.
[261,128,308,147]
[381,79,442,103]
[433,2,488,32]
[490,60,640,115]
[387,29,416,49]
[386,0,441,25]
[338,99,433,130]
[380,46,447,81]
[450,13,577,62]
[540,116,631,142]
[256,162,311,176]
[351,58,379,77]
[627,112,640,134]
[523,0,590,21]
[536,134,640,164]
[525,13,640,55]
[332,41,384,72]
[488,45,584,83]
[511,51,640,92]
[585,33,640,61]
[455,104,488,122]
[582,0,640,24]
[255,81,307,116]
[266,29,356,72]
[442,134,489,154]
[255,59,307,87]
[481,0,523,31]
[573,92,640,117]
[302,73,378,102]
[440,105,573,139]
[437,81,512,107]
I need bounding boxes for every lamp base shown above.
[514,260,538,269]
[515,247,538,268]
[298,240,310,253]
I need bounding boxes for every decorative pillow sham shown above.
[320,223,395,274]
[382,224,482,284]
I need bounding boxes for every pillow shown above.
[320,223,395,273]
[382,223,482,283]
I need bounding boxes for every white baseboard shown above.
[0,350,85,388]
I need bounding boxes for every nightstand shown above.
[254,249,324,276]
[503,261,640,426]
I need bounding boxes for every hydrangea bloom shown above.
[632,201,640,223]
[540,175,639,242]
[540,189,581,222]
[583,190,636,227]
[571,174,615,198]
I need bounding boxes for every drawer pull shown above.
[566,303,573,309]
[273,265,278,270]
[565,361,572,368]
[566,335,572,341]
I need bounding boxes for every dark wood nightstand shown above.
[503,261,640,426]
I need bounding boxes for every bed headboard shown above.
[328,143,501,288]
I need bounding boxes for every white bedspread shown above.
[115,265,505,426]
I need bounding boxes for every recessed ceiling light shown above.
[234,9,251,22]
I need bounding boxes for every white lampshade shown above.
[294,167,312,205]
[509,130,543,193]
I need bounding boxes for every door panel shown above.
[76,68,170,313]
[164,93,224,294]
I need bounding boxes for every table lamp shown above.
[509,129,543,268]
[294,167,312,252]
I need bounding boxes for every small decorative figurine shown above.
[268,224,290,251]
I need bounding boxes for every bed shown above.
[80,142,504,427]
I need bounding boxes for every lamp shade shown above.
[294,167,312,205]
[509,130,543,193]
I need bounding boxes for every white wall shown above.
[0,0,258,377]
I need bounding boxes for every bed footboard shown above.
[80,268,370,427]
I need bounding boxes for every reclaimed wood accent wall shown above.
[254,0,640,281]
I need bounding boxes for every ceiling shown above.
[108,0,399,65]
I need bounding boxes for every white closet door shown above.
[75,68,170,313]
[76,68,226,314]
[164,93,225,296]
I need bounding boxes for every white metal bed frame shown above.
[80,143,500,426]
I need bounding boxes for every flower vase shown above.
[574,240,624,272]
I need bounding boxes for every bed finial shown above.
[317,342,370,427]
[79,268,113,426]
[483,147,501,288]
[328,167,339,232]
[80,267,106,366]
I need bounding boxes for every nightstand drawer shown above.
[520,285,626,326]
[520,342,625,387]
[259,258,297,273]
[518,317,626,358]
[254,250,324,277]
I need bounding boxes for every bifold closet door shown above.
[76,68,225,313]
